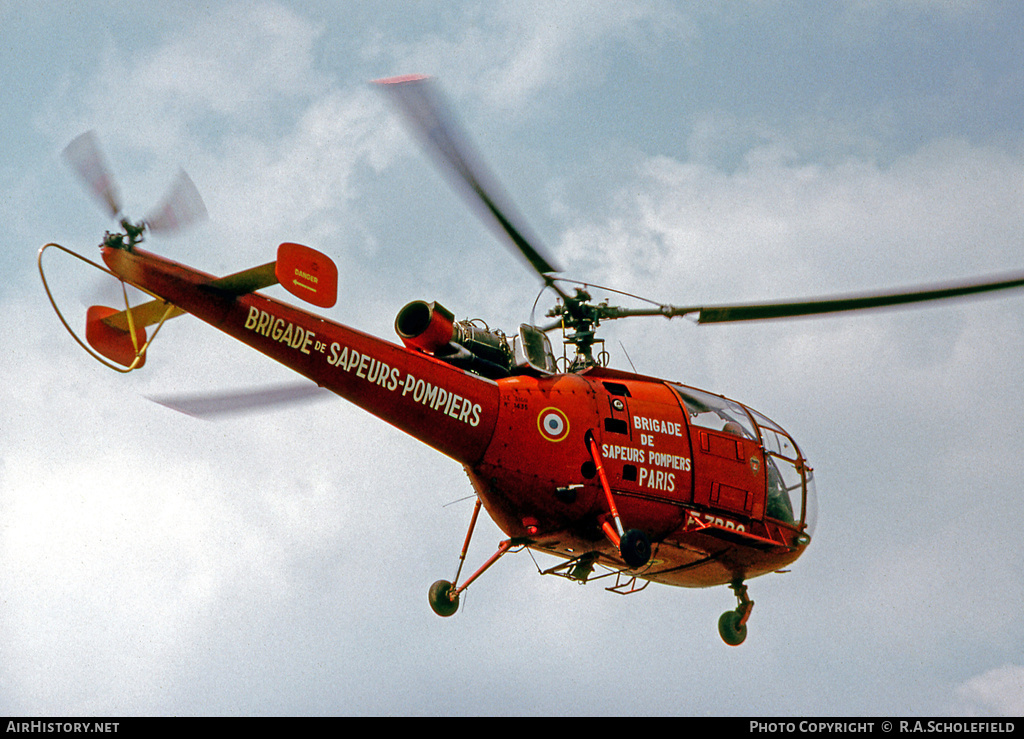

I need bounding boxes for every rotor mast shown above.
[545,286,608,370]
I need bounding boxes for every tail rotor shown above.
[62,130,123,221]
[62,130,208,249]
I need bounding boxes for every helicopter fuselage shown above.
[100,244,814,590]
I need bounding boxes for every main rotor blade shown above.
[145,169,209,234]
[375,74,562,279]
[148,382,331,419]
[62,131,122,219]
[604,270,1024,324]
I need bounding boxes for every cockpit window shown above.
[671,385,757,440]
[748,407,816,536]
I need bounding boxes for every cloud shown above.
[0,291,438,713]
[48,2,328,153]
[556,135,1024,308]
[847,0,992,17]
[955,665,1024,716]
[40,2,408,283]
[195,85,396,259]
[371,0,692,111]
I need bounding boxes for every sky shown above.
[2,0,1024,718]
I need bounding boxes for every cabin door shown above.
[597,380,694,505]
[670,385,767,521]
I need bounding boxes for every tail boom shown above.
[100,246,499,465]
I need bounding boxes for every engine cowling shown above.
[395,300,513,378]
[395,300,455,353]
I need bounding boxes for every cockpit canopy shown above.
[671,384,817,536]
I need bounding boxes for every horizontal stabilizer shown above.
[102,301,185,332]
[91,247,335,361]
[206,261,278,295]
[100,261,278,333]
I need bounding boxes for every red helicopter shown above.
[41,75,1024,646]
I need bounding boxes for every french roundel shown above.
[537,407,570,442]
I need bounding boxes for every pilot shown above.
[722,421,744,436]
[765,459,795,523]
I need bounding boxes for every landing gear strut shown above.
[586,432,652,570]
[718,580,753,646]
[428,498,518,618]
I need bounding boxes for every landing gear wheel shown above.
[428,579,459,617]
[619,528,652,569]
[718,610,747,646]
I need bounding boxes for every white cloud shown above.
[374,0,692,111]
[196,85,395,258]
[557,135,1024,308]
[956,665,1024,716]
[52,2,328,153]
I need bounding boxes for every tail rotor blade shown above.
[62,130,122,219]
[145,169,209,235]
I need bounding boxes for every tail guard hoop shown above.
[38,243,174,372]
[39,241,338,372]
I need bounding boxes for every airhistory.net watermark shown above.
[6,723,118,733]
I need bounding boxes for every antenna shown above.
[619,341,638,373]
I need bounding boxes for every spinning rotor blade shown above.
[375,74,562,280]
[64,131,207,237]
[602,270,1024,324]
[62,130,122,219]
[148,382,331,419]
[145,169,209,234]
